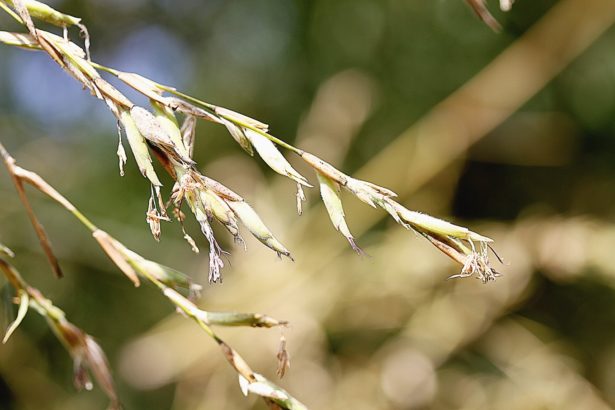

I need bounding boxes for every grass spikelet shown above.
[130,105,195,166]
[1,137,302,408]
[2,289,28,343]
[93,230,141,286]
[7,0,81,27]
[215,106,269,131]
[0,31,39,49]
[182,184,226,283]
[180,114,198,157]
[117,71,169,104]
[243,128,310,187]
[151,99,192,161]
[167,97,221,123]
[120,247,202,297]
[220,117,254,156]
[226,200,292,260]
[301,152,348,183]
[239,373,307,410]
[0,257,119,409]
[317,173,363,254]
[9,0,37,38]
[200,189,242,240]
[119,109,162,187]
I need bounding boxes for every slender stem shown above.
[223,115,304,155]
[0,5,302,407]
[1,141,98,235]
[158,86,217,111]
[91,60,304,155]
[0,258,27,290]
[0,1,23,24]
[70,208,97,232]
[0,142,63,278]
[160,86,304,154]
[0,144,287,406]
[90,61,119,76]
[128,259,259,382]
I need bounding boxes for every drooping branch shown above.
[0,141,303,409]
[0,0,500,282]
[0,141,63,278]
[0,251,119,409]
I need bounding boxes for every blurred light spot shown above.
[119,324,209,391]
[203,154,265,198]
[381,348,437,408]
[296,70,376,163]
[210,0,297,69]
[287,361,334,408]
[535,217,591,281]
[156,0,224,17]
[89,0,146,10]
[38,0,62,6]
[8,52,95,129]
[120,334,181,390]
[108,25,193,102]
[439,369,490,409]
[596,345,615,405]
[311,0,385,63]
[562,47,615,129]
[471,112,579,166]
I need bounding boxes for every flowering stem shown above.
[0,1,22,23]
[90,60,305,156]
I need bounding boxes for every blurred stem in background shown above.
[286,0,615,301]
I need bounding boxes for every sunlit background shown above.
[2,0,615,408]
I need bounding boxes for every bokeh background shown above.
[2,0,615,408]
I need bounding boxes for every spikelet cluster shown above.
[0,0,501,283]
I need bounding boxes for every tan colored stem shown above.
[0,143,63,278]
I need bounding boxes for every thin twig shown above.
[0,142,63,278]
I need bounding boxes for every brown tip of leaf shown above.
[14,178,64,278]
[48,252,64,279]
[278,251,294,262]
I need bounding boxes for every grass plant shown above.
[0,1,510,408]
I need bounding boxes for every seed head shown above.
[317,173,363,254]
[120,109,162,187]
[151,100,192,161]
[215,106,269,131]
[220,118,254,156]
[227,200,292,259]
[117,72,168,104]
[200,189,241,239]
[243,129,310,187]
[301,152,347,184]
[130,105,195,166]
